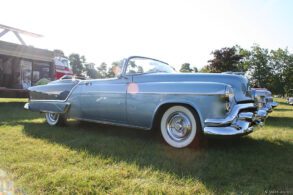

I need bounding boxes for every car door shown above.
[80,77,129,123]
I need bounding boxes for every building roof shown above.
[0,40,53,62]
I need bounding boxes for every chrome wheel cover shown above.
[48,113,58,121]
[166,112,192,142]
[160,106,198,148]
[45,112,60,125]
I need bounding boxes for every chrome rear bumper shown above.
[24,103,29,110]
[203,103,266,136]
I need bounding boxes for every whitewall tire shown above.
[160,106,200,148]
[45,112,66,126]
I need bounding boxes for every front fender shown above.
[127,81,231,129]
[152,98,205,130]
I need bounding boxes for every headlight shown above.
[255,95,266,109]
[225,86,234,98]
[222,86,234,113]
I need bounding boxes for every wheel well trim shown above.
[151,100,204,130]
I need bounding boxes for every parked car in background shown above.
[287,97,293,105]
[287,89,293,106]
[54,57,73,79]
[221,72,278,114]
[24,56,267,148]
[252,88,278,113]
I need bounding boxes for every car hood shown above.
[132,73,253,103]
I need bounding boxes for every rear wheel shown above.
[45,112,67,126]
[160,105,201,148]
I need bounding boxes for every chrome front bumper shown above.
[203,103,267,136]
[260,101,278,113]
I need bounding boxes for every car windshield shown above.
[126,57,175,75]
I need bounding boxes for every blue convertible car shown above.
[24,56,267,148]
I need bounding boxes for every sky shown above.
[1,0,293,69]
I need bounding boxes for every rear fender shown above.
[25,101,70,113]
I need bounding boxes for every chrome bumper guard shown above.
[263,104,273,113]
[204,103,267,136]
[269,102,278,108]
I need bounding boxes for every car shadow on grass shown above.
[266,116,293,128]
[276,101,290,106]
[0,102,40,123]
[21,120,293,193]
[274,108,293,112]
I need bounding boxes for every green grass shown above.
[0,98,292,194]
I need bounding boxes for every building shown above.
[0,25,54,97]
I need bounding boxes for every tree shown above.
[207,46,244,73]
[283,54,293,95]
[247,45,272,88]
[83,62,99,79]
[53,49,65,57]
[193,67,198,73]
[68,53,84,76]
[180,63,193,73]
[269,48,288,95]
[96,62,108,78]
[269,48,293,95]
[199,65,212,73]
[235,45,251,72]
[86,68,99,79]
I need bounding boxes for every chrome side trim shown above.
[30,99,68,102]
[30,91,226,102]
[204,103,255,126]
[127,91,225,95]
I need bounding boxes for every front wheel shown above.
[45,112,67,126]
[160,105,201,148]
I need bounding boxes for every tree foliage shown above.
[206,46,245,73]
[180,63,198,73]
[53,49,65,57]
[68,53,84,76]
[180,63,193,72]
[96,62,108,78]
[203,44,293,95]
[86,68,99,79]
[248,45,272,88]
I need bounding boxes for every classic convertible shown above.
[24,56,267,148]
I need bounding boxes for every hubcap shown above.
[48,113,58,122]
[166,112,192,142]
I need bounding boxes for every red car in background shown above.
[54,57,73,79]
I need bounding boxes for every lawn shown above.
[0,98,292,194]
